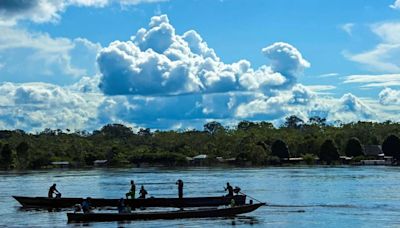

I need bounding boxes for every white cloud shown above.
[318,72,339,78]
[0,82,101,131]
[0,12,396,131]
[346,22,400,73]
[336,93,374,118]
[262,42,310,84]
[0,79,396,132]
[379,87,400,105]
[390,0,400,9]
[234,89,379,125]
[305,85,336,93]
[0,26,100,84]
[0,0,167,25]
[343,74,400,87]
[289,84,315,105]
[341,23,355,36]
[98,15,309,96]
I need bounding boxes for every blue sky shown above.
[1,0,400,132]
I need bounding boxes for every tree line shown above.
[1,115,400,169]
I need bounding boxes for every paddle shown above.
[238,192,265,205]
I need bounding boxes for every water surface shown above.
[1,166,400,227]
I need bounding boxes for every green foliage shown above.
[203,121,225,135]
[271,139,290,159]
[16,142,29,168]
[1,144,13,169]
[266,156,281,165]
[345,137,364,157]
[352,155,366,163]
[382,134,400,160]
[97,124,134,138]
[1,117,400,169]
[319,139,339,165]
[283,115,304,129]
[302,154,315,165]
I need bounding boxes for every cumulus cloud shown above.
[289,84,315,105]
[233,88,379,126]
[0,12,390,131]
[98,15,309,96]
[336,93,374,118]
[0,26,100,84]
[0,82,101,131]
[379,88,400,105]
[0,0,166,25]
[0,80,391,132]
[346,22,400,73]
[262,42,310,80]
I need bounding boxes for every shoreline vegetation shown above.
[1,115,400,170]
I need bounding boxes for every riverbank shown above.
[1,121,400,170]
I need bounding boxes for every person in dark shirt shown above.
[81,197,92,214]
[139,185,148,199]
[224,182,233,197]
[176,179,183,199]
[48,184,61,198]
[118,198,126,213]
[125,180,136,199]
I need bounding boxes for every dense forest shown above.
[1,115,400,169]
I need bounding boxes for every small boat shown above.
[13,195,246,208]
[67,203,265,222]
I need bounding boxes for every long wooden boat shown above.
[13,195,246,208]
[67,203,265,222]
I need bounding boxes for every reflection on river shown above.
[1,166,400,227]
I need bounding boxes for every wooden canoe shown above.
[67,203,265,222]
[13,195,246,208]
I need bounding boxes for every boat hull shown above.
[13,195,246,208]
[67,203,265,222]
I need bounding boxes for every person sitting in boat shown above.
[125,180,136,199]
[176,179,183,199]
[230,198,236,207]
[224,182,233,197]
[138,185,148,199]
[81,197,93,214]
[48,184,61,198]
[118,198,129,213]
[118,198,132,213]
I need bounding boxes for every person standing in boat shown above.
[48,184,61,198]
[125,180,136,199]
[224,182,233,197]
[139,185,148,199]
[176,179,183,199]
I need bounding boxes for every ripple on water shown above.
[1,166,400,227]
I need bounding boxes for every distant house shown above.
[360,160,385,165]
[191,154,208,165]
[363,145,384,158]
[93,160,108,166]
[193,154,208,160]
[50,161,70,168]
[339,156,353,164]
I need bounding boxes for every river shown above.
[1,166,400,227]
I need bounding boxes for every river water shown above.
[1,166,400,227]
